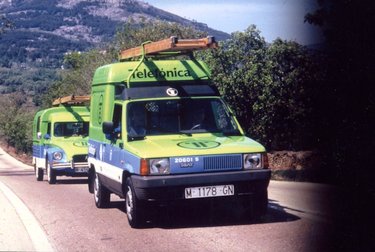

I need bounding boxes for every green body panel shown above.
[92,60,211,86]
[33,106,90,160]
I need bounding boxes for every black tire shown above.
[88,168,95,193]
[93,171,110,208]
[35,164,43,181]
[46,161,56,184]
[125,177,143,228]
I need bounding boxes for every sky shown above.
[145,0,323,45]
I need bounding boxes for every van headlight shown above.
[53,151,63,160]
[149,158,170,175]
[243,153,262,169]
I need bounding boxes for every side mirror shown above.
[44,133,51,140]
[102,121,114,135]
[37,132,42,139]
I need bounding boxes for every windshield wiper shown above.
[221,130,243,136]
[128,134,146,141]
[178,130,193,137]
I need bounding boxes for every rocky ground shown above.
[267,150,322,182]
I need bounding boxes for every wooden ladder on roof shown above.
[52,95,90,106]
[119,36,218,60]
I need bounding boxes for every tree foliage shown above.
[305,2,375,248]
[0,93,35,153]
[199,26,322,150]
[305,0,375,188]
[112,20,206,52]
[0,67,58,106]
[42,50,111,107]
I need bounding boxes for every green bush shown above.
[199,26,323,150]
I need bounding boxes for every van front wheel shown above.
[93,172,110,208]
[35,164,43,181]
[46,161,56,184]
[125,178,143,228]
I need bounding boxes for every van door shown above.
[33,115,43,168]
[103,104,124,195]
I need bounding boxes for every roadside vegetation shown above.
[1,0,373,192]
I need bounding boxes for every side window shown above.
[113,104,122,138]
[36,116,41,132]
[212,101,237,130]
[127,103,147,136]
[36,116,42,139]
[47,122,51,136]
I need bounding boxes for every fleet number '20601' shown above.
[185,185,234,199]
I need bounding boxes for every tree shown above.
[112,20,206,52]
[199,26,320,150]
[305,1,375,249]
[0,92,34,154]
[199,25,269,136]
[42,49,112,106]
[305,0,375,187]
[257,39,323,150]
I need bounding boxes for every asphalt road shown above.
[0,147,368,251]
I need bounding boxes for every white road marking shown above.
[0,181,55,252]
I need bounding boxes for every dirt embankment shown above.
[0,142,33,166]
[267,150,322,182]
[267,150,320,170]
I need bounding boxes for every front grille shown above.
[73,155,87,163]
[203,155,242,171]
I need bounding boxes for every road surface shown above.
[0,147,366,251]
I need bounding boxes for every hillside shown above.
[0,0,229,68]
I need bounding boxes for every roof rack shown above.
[52,95,90,106]
[119,36,218,60]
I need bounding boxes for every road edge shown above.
[0,180,55,252]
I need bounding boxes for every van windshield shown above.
[126,98,241,137]
[54,122,89,137]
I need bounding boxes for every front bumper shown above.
[51,162,89,176]
[131,169,271,202]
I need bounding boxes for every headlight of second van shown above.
[53,151,63,160]
[149,158,170,175]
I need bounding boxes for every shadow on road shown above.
[55,178,88,185]
[266,199,301,222]
[0,170,34,177]
[110,198,300,229]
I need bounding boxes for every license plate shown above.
[185,185,234,199]
[75,168,88,173]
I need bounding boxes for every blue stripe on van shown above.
[32,144,44,158]
[88,140,141,174]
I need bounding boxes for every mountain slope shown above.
[0,0,229,68]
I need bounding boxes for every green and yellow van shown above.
[87,37,271,227]
[32,96,90,184]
